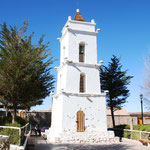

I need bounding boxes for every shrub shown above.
[133,124,150,131]
[0,128,19,145]
[123,130,131,139]
[115,125,130,129]
[0,138,9,150]
[15,117,29,126]
[0,116,29,126]
[0,116,12,125]
[0,116,29,145]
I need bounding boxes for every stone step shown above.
[55,137,119,144]
[52,131,119,144]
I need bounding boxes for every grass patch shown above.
[133,124,150,131]
[114,124,150,140]
[0,128,20,145]
[0,116,29,145]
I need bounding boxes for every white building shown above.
[47,9,118,143]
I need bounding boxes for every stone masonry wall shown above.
[26,111,51,127]
[26,111,138,129]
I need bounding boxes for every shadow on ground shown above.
[34,143,137,150]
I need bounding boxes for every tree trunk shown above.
[5,106,8,117]
[3,103,8,117]
[12,108,17,123]
[110,98,115,128]
[110,106,115,128]
[3,105,7,117]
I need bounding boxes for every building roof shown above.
[129,112,150,116]
[106,107,130,116]
[30,110,51,112]
[73,9,85,22]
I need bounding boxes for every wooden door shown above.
[77,111,85,132]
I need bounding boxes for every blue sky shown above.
[1,0,150,112]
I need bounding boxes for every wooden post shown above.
[140,131,142,139]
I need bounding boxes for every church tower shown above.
[48,9,118,143]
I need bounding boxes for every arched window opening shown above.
[80,73,85,93]
[79,43,85,62]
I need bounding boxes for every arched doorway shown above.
[76,110,85,132]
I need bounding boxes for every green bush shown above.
[114,124,150,140]
[115,125,130,129]
[131,131,140,140]
[0,116,29,126]
[124,130,131,139]
[16,117,29,126]
[125,125,130,129]
[0,116,12,125]
[0,116,29,145]
[0,138,9,150]
[0,128,19,145]
[133,124,150,131]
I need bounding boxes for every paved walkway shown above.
[27,135,149,150]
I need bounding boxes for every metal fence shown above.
[110,128,150,140]
[0,123,29,146]
[20,123,30,145]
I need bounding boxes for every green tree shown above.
[100,55,133,128]
[0,22,55,122]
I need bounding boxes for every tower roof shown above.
[73,9,85,22]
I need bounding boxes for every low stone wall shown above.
[27,111,138,128]
[107,115,137,128]
[107,115,150,127]
[47,131,119,144]
[27,111,150,129]
[143,117,150,124]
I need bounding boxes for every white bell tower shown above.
[48,9,118,143]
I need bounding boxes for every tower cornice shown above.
[68,28,98,35]
[69,20,96,26]
[60,27,98,42]
[62,20,96,34]
[55,61,101,72]
[53,92,106,99]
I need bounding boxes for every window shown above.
[80,73,85,93]
[79,43,85,62]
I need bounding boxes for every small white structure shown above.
[47,9,118,143]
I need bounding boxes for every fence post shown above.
[8,136,10,150]
[19,128,21,146]
[140,131,141,139]
[131,131,132,139]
